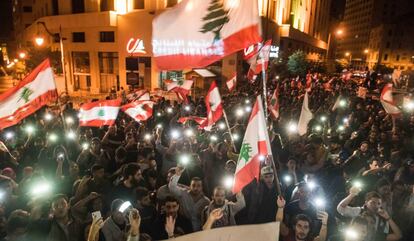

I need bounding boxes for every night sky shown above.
[0,0,13,41]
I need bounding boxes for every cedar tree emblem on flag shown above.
[200,0,230,41]
[19,87,34,103]
[239,143,252,164]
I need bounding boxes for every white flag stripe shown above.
[298,92,313,136]
[80,107,120,122]
[235,112,259,173]
[152,0,260,57]
[0,68,55,117]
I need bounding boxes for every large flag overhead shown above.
[247,40,272,76]
[152,0,262,70]
[0,59,57,129]
[233,96,272,193]
[200,81,223,130]
[298,92,313,136]
[380,83,401,115]
[121,100,154,122]
[79,99,121,127]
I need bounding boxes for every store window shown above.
[72,52,90,91]
[99,52,119,93]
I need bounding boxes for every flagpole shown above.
[222,110,237,153]
[261,57,269,118]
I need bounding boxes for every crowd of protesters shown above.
[0,71,413,241]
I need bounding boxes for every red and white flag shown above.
[269,86,279,119]
[121,100,154,122]
[178,116,207,125]
[342,70,352,81]
[233,95,272,193]
[226,74,237,92]
[200,81,223,130]
[165,79,193,103]
[79,99,121,127]
[152,0,262,70]
[305,73,312,91]
[0,59,57,129]
[247,40,272,75]
[380,83,401,115]
[298,92,313,136]
[126,89,149,101]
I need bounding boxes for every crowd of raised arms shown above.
[0,73,413,241]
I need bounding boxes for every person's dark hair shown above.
[6,210,30,235]
[361,141,369,146]
[91,164,104,173]
[136,187,149,201]
[164,195,179,204]
[351,216,369,228]
[191,177,202,182]
[391,180,405,189]
[123,163,140,179]
[51,194,68,204]
[293,214,312,227]
[111,199,124,212]
[365,191,381,201]
[213,186,226,193]
[139,233,153,241]
[375,178,391,190]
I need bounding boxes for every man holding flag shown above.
[232,96,278,224]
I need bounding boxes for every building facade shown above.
[338,0,414,70]
[15,0,332,96]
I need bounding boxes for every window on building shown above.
[100,0,114,11]
[72,51,91,91]
[53,33,60,43]
[134,0,145,9]
[99,31,115,42]
[99,52,119,74]
[166,0,178,7]
[384,54,388,61]
[52,0,58,15]
[396,55,400,61]
[23,6,32,12]
[72,0,85,14]
[72,32,85,43]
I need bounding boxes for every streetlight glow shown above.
[35,37,45,46]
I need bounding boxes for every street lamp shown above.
[34,21,68,94]
[345,52,352,63]
[18,52,26,59]
[326,28,344,63]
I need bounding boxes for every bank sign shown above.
[127,38,146,55]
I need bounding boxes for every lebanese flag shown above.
[121,100,154,122]
[269,86,279,119]
[178,116,207,125]
[305,73,312,92]
[200,81,223,130]
[126,89,149,101]
[247,40,272,76]
[165,79,193,103]
[380,83,401,115]
[79,99,121,127]
[233,96,272,193]
[152,0,261,70]
[0,59,57,129]
[226,74,237,92]
[298,92,313,136]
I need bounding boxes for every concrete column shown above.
[89,51,101,94]
[150,57,159,90]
